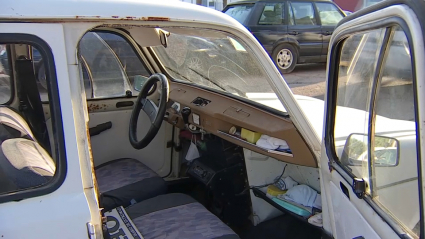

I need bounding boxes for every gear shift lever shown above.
[181,107,191,126]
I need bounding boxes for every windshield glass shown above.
[151,28,285,112]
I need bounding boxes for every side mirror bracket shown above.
[353,178,366,199]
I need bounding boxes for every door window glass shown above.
[258,3,284,25]
[0,44,12,104]
[373,28,419,237]
[290,2,317,25]
[335,29,386,179]
[78,32,151,99]
[315,2,344,26]
[223,5,254,24]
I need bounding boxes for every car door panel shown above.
[329,181,381,239]
[249,2,288,55]
[0,23,97,238]
[321,2,425,238]
[287,1,323,60]
[87,100,173,177]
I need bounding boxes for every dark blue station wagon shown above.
[223,0,346,73]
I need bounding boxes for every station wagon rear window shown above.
[224,4,254,24]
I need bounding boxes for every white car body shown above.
[0,0,423,238]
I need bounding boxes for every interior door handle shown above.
[288,31,299,36]
[323,31,333,36]
[89,121,112,137]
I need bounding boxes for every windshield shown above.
[224,5,254,24]
[152,28,285,112]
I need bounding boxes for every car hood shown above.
[294,95,415,145]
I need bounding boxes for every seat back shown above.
[0,106,35,142]
[0,138,55,192]
[0,106,55,193]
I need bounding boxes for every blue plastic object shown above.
[271,197,312,218]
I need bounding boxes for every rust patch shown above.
[141,16,170,21]
[87,103,108,112]
[75,15,101,19]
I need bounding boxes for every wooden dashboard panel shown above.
[165,82,317,168]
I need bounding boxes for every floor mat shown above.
[239,214,322,239]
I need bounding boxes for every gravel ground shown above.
[282,63,327,100]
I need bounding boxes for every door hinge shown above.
[86,222,95,239]
[353,178,366,199]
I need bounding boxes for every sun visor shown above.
[159,27,228,39]
[128,27,163,47]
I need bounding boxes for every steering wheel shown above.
[129,73,169,149]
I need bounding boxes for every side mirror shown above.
[341,133,399,167]
[134,75,148,92]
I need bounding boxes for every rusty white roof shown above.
[0,0,240,27]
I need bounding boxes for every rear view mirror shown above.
[157,29,170,48]
[341,133,399,167]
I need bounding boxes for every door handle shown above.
[288,31,299,36]
[116,101,134,108]
[323,31,333,36]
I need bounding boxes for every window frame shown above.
[0,33,67,203]
[287,2,295,25]
[0,44,15,105]
[325,16,422,237]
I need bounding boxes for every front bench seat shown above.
[124,193,239,239]
[95,158,167,211]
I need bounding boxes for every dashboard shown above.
[165,82,317,168]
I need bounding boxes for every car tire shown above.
[272,44,298,74]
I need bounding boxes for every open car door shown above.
[320,1,425,238]
[0,23,101,238]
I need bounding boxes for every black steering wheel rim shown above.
[129,73,169,149]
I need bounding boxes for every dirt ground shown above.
[282,63,327,100]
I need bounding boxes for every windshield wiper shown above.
[188,67,226,91]
[165,66,193,83]
[189,67,247,97]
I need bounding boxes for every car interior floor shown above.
[166,131,323,238]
